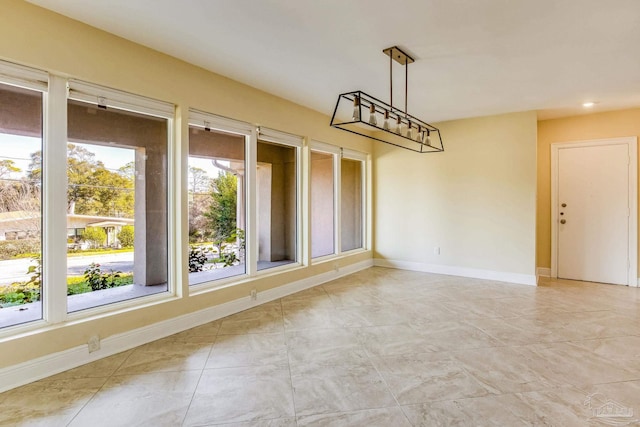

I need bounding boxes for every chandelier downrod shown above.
[384,46,414,117]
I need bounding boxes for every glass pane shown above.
[311,151,334,258]
[341,158,363,251]
[188,127,246,284]
[257,140,297,270]
[0,83,43,328]
[66,99,168,312]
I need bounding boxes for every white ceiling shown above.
[28,0,640,122]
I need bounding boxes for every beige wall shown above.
[341,158,363,251]
[0,1,372,369]
[537,108,640,270]
[374,111,537,276]
[257,141,297,262]
[310,152,334,258]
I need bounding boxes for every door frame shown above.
[551,137,638,286]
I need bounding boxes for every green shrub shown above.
[82,227,107,249]
[117,225,134,247]
[0,239,40,260]
[0,281,40,306]
[220,247,238,267]
[84,263,121,291]
[189,246,209,272]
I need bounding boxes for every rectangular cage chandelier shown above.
[330,46,444,153]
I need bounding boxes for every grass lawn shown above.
[66,248,134,258]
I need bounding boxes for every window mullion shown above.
[43,75,68,323]
[176,107,189,297]
[301,143,311,265]
[335,151,342,255]
[245,128,258,276]
[362,158,368,250]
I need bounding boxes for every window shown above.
[0,63,46,329]
[310,150,336,258]
[340,157,364,252]
[65,82,172,312]
[188,119,247,285]
[256,130,301,271]
[309,143,366,258]
[187,116,303,284]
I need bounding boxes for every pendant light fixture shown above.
[330,46,443,153]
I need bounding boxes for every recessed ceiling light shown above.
[582,102,595,108]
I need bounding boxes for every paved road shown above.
[0,252,134,284]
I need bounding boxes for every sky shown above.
[189,157,225,176]
[0,134,41,178]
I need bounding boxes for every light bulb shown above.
[406,121,414,139]
[368,104,377,126]
[395,116,402,134]
[424,130,432,147]
[352,96,360,121]
[383,110,390,131]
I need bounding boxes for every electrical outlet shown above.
[250,289,257,300]
[333,262,339,272]
[88,335,100,353]
[434,246,440,255]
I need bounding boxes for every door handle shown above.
[560,219,566,224]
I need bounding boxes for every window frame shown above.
[254,127,304,275]
[309,141,340,262]
[63,79,176,321]
[0,61,48,333]
[187,110,255,290]
[0,60,48,91]
[339,148,368,253]
[308,141,368,262]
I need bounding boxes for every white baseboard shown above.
[534,268,640,287]
[373,258,536,286]
[0,259,373,393]
[536,267,551,278]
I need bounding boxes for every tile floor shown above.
[1,267,640,426]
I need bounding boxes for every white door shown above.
[556,142,632,285]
